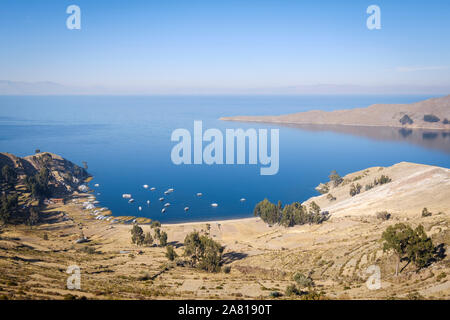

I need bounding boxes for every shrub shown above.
[399,114,413,125]
[422,208,432,217]
[443,118,449,124]
[184,231,224,272]
[349,183,362,197]
[143,232,153,246]
[423,114,440,122]
[165,245,178,261]
[376,211,391,221]
[375,175,392,185]
[269,291,282,298]
[293,273,314,288]
[365,183,374,191]
[285,284,299,296]
[329,170,343,187]
[326,193,336,201]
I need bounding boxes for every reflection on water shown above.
[283,124,450,154]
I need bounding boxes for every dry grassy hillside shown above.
[0,162,448,300]
[221,95,450,130]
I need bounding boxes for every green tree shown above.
[254,199,280,225]
[0,193,18,224]
[184,231,224,272]
[131,224,145,246]
[143,232,153,246]
[159,231,168,247]
[1,165,17,187]
[382,223,438,275]
[166,245,178,261]
[27,207,40,227]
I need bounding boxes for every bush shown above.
[329,170,343,187]
[399,114,413,125]
[349,183,362,197]
[165,245,178,261]
[443,118,449,124]
[424,114,440,122]
[376,211,391,221]
[375,175,392,185]
[184,231,224,272]
[326,193,336,201]
[285,284,299,296]
[421,207,432,217]
[143,232,153,246]
[223,266,231,274]
[293,273,314,288]
[269,291,282,298]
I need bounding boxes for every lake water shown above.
[0,95,449,223]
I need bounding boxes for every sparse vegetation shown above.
[165,245,178,261]
[326,193,336,201]
[421,208,432,217]
[399,114,413,125]
[423,114,440,123]
[349,183,362,197]
[329,170,343,187]
[376,211,391,221]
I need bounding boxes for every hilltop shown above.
[221,95,450,130]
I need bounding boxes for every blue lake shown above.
[0,95,449,223]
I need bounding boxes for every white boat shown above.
[138,206,142,211]
[143,184,149,189]
[240,198,246,202]
[168,188,174,192]
[164,191,169,195]
[196,193,203,197]
[159,197,164,201]
[122,194,132,199]
[150,187,156,191]
[211,203,218,207]
[161,208,166,213]
[94,183,99,187]
[146,200,150,205]
[184,207,189,211]
[164,203,170,207]
[128,199,135,203]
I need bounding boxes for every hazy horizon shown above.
[1,0,449,95]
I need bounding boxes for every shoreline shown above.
[220,118,450,131]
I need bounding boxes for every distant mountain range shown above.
[1,80,450,95]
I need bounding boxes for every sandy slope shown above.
[221,95,450,130]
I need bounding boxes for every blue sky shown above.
[0,0,449,94]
